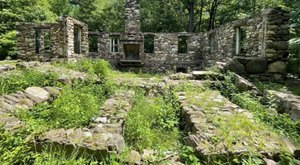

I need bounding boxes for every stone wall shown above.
[88,7,289,74]
[16,17,88,61]
[16,0,289,74]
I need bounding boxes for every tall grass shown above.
[124,89,181,151]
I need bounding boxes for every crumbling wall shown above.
[16,17,88,61]
[63,17,89,60]
[88,7,289,73]
[16,23,64,61]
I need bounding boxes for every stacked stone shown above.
[37,90,134,157]
[264,8,290,74]
[0,65,15,74]
[177,91,297,159]
[16,23,63,61]
[124,0,141,33]
[0,87,60,131]
[62,17,89,60]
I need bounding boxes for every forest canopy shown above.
[0,0,299,74]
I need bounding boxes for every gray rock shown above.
[224,58,246,74]
[94,117,107,124]
[233,73,258,92]
[126,150,141,165]
[263,158,277,165]
[267,61,287,73]
[44,87,61,97]
[83,132,92,138]
[245,58,267,74]
[142,149,155,161]
[25,87,50,103]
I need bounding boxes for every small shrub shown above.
[55,58,112,80]
[0,69,59,95]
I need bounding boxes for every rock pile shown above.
[0,86,60,131]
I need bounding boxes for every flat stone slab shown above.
[0,86,59,114]
[37,90,135,155]
[265,90,300,120]
[177,90,297,159]
[0,64,15,73]
[191,71,223,80]
[0,113,23,132]
[25,87,51,103]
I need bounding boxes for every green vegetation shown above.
[254,80,300,96]
[17,82,111,130]
[124,89,181,152]
[0,69,59,95]
[219,72,300,147]
[1,59,300,164]
[53,59,111,79]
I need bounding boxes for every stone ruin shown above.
[16,0,290,75]
[16,17,89,61]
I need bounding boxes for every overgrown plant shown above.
[17,80,114,130]
[216,72,300,147]
[0,69,59,95]
[54,59,111,80]
[124,88,181,151]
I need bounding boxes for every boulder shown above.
[267,61,287,73]
[224,58,246,74]
[263,158,277,165]
[232,73,259,92]
[25,87,50,103]
[245,58,267,74]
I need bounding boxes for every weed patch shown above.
[218,72,300,147]
[124,89,181,152]
[0,69,59,95]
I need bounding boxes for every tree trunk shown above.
[188,0,196,32]
[207,0,219,31]
[197,0,204,32]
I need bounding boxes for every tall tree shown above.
[207,0,220,31]
[0,0,56,59]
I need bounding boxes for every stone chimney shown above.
[119,0,144,66]
[124,0,141,33]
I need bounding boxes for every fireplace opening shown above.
[176,67,187,73]
[124,44,140,60]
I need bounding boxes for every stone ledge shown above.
[265,90,300,120]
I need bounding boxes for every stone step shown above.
[177,90,298,160]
